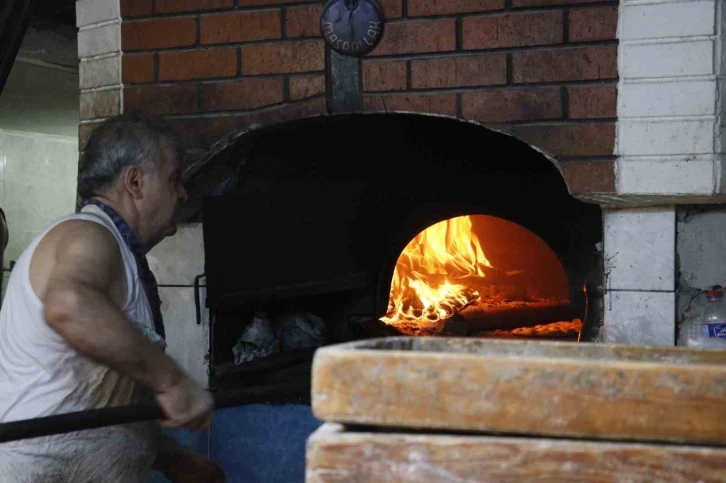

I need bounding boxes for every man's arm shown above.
[41,221,212,429]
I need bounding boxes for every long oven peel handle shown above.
[0,391,247,444]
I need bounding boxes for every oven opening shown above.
[379,214,578,339]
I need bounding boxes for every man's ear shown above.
[123,166,144,199]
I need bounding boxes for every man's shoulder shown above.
[43,217,120,259]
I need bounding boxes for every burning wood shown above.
[380,215,493,325]
[377,214,576,338]
[457,297,571,331]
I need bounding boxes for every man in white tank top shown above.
[0,112,225,482]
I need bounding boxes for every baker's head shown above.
[78,111,187,247]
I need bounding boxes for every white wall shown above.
[147,224,210,388]
[0,129,78,265]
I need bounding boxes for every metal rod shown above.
[0,390,276,444]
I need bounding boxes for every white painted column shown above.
[603,207,676,345]
[616,0,721,196]
[75,0,122,140]
[608,0,726,344]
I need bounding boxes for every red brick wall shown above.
[114,0,618,193]
[361,0,618,193]
[119,0,328,149]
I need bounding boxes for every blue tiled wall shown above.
[149,404,322,483]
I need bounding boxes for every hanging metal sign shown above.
[320,0,384,57]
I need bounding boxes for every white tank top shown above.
[0,205,167,482]
[0,204,165,423]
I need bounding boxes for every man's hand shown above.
[155,375,214,430]
[165,451,226,483]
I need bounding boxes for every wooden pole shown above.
[0,387,287,443]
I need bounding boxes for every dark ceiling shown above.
[33,0,76,28]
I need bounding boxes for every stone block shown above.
[78,23,120,58]
[617,119,714,156]
[80,55,121,90]
[76,0,120,28]
[621,40,713,78]
[618,79,715,118]
[603,291,675,346]
[617,157,715,195]
[677,206,726,289]
[603,207,675,291]
[620,1,716,40]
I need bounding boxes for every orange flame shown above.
[381,215,492,324]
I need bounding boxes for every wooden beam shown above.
[0,0,40,97]
[311,337,726,445]
[307,423,726,483]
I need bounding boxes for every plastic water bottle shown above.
[681,285,726,348]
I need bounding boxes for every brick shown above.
[167,96,327,148]
[80,89,121,120]
[122,53,154,84]
[560,160,615,193]
[362,60,407,91]
[411,54,506,89]
[408,0,504,17]
[286,5,323,38]
[512,46,617,83]
[201,78,284,111]
[463,11,563,50]
[370,20,455,56]
[242,40,324,74]
[156,0,233,13]
[289,74,326,100]
[363,93,457,116]
[568,85,616,119]
[124,84,198,114]
[462,87,561,123]
[79,24,120,58]
[513,0,610,7]
[565,161,614,193]
[379,0,403,19]
[244,96,327,126]
[569,6,618,42]
[120,0,151,17]
[81,56,121,89]
[122,17,196,51]
[168,117,239,148]
[159,48,237,81]
[513,123,615,157]
[200,10,281,44]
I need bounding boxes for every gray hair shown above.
[77,110,184,199]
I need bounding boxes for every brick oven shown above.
[75,0,726,398]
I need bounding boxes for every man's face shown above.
[142,143,187,245]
